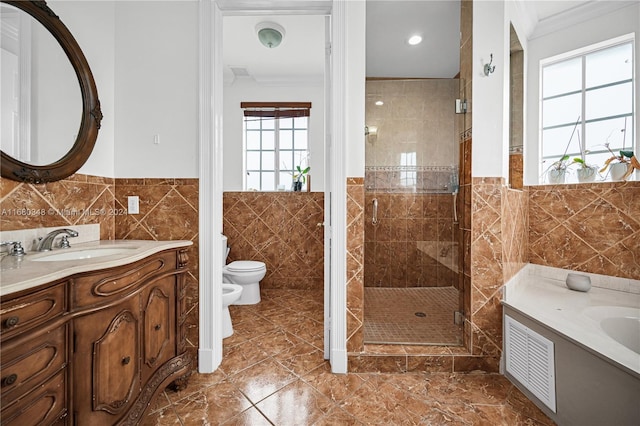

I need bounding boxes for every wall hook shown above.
[484,54,496,76]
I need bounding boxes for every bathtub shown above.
[502,264,640,425]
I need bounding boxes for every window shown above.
[540,35,635,183]
[399,152,416,187]
[242,102,311,191]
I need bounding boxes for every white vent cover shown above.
[505,315,556,412]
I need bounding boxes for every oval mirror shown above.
[0,0,101,184]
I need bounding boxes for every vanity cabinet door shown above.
[73,296,141,426]
[142,277,176,378]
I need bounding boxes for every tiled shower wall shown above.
[364,192,457,288]
[364,79,459,290]
[222,192,324,290]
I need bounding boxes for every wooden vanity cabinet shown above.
[0,247,192,426]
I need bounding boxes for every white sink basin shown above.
[31,247,137,262]
[584,306,640,354]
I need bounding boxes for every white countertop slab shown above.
[503,265,640,377]
[0,240,193,297]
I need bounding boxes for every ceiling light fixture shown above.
[256,22,285,49]
[375,100,384,106]
[407,35,422,46]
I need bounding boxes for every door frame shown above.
[198,0,347,374]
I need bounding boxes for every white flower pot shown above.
[548,168,567,184]
[609,162,629,181]
[576,166,598,182]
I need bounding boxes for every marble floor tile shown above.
[145,289,554,425]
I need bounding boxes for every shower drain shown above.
[414,312,427,317]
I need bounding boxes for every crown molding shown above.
[529,1,637,40]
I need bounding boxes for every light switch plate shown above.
[127,196,139,214]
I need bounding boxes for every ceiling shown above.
[222,0,601,84]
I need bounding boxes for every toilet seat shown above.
[226,260,266,272]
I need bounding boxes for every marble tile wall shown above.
[364,167,457,193]
[0,174,115,241]
[113,178,200,356]
[1,174,201,362]
[365,79,458,170]
[509,153,523,190]
[346,178,365,354]
[364,192,457,288]
[222,192,324,290]
[529,181,640,280]
[502,186,529,282]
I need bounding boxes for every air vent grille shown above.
[505,315,556,412]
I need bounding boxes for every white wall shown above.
[524,2,640,184]
[345,0,366,178]
[114,1,199,178]
[472,0,510,178]
[222,79,325,191]
[56,1,116,178]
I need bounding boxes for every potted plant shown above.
[572,157,598,182]
[547,156,569,184]
[571,130,598,182]
[292,165,310,191]
[599,118,640,181]
[544,117,580,184]
[600,146,639,181]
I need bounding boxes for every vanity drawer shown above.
[71,251,176,309]
[0,284,66,340]
[0,324,67,407]
[0,369,67,426]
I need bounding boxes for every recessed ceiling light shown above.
[375,100,384,106]
[408,35,422,46]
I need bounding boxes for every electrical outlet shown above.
[127,196,139,214]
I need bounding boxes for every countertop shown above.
[0,240,193,297]
[503,265,640,377]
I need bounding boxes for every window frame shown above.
[538,33,635,183]
[241,102,311,191]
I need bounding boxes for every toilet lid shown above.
[226,260,265,272]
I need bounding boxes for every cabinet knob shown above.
[2,374,17,387]
[122,356,131,365]
[154,324,162,331]
[3,316,19,328]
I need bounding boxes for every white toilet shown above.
[221,235,266,305]
[222,283,242,338]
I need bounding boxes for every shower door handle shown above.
[372,198,379,225]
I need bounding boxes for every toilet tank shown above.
[221,235,229,266]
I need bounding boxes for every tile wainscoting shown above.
[0,175,201,363]
[0,174,116,240]
[222,191,324,291]
[529,181,640,280]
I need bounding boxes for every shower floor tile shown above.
[364,287,463,345]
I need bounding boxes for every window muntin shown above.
[244,114,309,191]
[540,36,635,183]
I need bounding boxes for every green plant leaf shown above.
[302,166,310,174]
[560,155,570,161]
[620,150,634,159]
[572,158,585,164]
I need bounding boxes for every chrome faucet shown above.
[37,229,79,252]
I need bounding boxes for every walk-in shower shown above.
[363,79,463,346]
